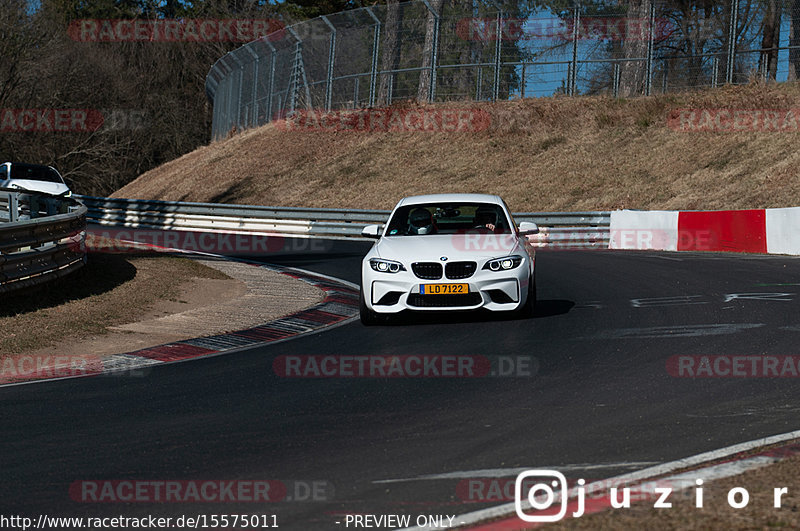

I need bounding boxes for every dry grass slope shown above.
[114,83,800,212]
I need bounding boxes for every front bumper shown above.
[362,265,531,314]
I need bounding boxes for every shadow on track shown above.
[371,299,574,326]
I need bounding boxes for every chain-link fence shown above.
[206,0,800,140]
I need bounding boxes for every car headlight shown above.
[482,255,523,271]
[369,258,405,273]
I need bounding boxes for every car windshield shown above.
[385,202,512,235]
[10,164,63,184]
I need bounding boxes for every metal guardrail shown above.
[77,195,610,249]
[0,188,88,294]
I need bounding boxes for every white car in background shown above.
[359,193,539,325]
[0,162,71,196]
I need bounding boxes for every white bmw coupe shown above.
[359,193,539,325]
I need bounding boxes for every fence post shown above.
[252,57,259,127]
[321,16,337,111]
[570,5,579,96]
[266,41,276,123]
[244,45,260,128]
[493,10,502,101]
[420,0,441,103]
[209,77,220,139]
[365,7,381,108]
[612,62,620,97]
[645,2,654,96]
[712,56,719,87]
[661,57,668,93]
[726,0,739,84]
[236,58,244,130]
[226,69,235,133]
[286,27,311,113]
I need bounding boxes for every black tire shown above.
[359,288,379,326]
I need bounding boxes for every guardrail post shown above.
[10,192,18,223]
[0,191,88,294]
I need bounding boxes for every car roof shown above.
[2,162,58,171]
[4,161,51,167]
[398,193,504,206]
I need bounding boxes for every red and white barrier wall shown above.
[610,207,797,254]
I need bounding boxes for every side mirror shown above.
[518,222,539,235]
[361,224,383,238]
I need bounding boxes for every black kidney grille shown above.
[412,262,443,280]
[445,261,477,279]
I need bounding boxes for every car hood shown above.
[4,179,69,196]
[375,233,521,262]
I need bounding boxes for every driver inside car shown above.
[473,206,499,232]
[408,207,436,235]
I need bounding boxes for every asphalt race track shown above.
[4,240,800,529]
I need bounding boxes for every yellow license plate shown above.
[420,283,469,295]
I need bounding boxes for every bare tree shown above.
[619,0,652,96]
[759,0,781,80]
[378,0,402,105]
[417,0,444,102]
[790,0,800,81]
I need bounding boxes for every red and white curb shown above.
[609,207,800,254]
[401,429,800,530]
[0,260,359,387]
